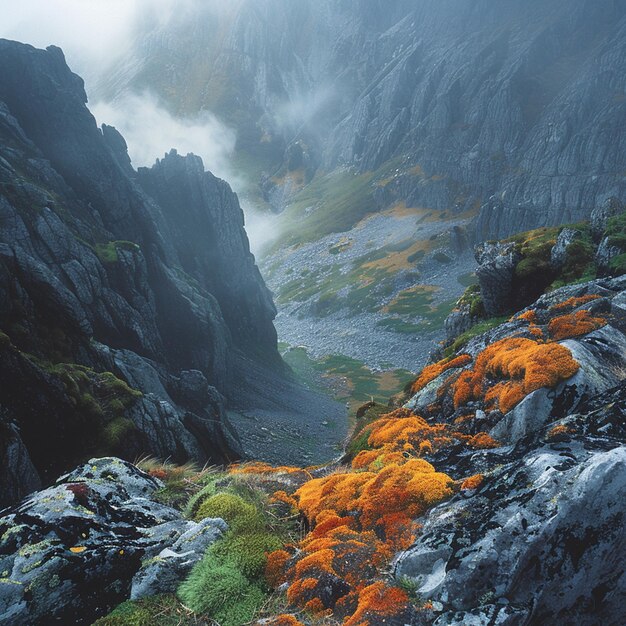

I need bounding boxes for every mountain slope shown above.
[102,0,626,238]
[0,40,345,508]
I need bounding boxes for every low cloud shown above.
[240,200,281,256]
[0,0,232,82]
[91,92,237,181]
[91,92,280,255]
[2,0,281,257]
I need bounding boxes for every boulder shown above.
[0,458,224,625]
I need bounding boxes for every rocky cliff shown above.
[0,39,290,507]
[102,0,626,238]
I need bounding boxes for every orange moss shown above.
[551,294,601,312]
[461,474,484,490]
[344,583,409,626]
[304,598,329,614]
[271,490,298,508]
[548,310,606,341]
[294,549,336,578]
[547,424,575,440]
[467,433,500,449]
[286,577,319,606]
[296,459,453,527]
[266,550,291,588]
[411,354,472,394]
[516,309,538,323]
[452,337,579,413]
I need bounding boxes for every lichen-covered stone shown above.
[0,458,224,625]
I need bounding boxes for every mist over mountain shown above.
[99,0,626,238]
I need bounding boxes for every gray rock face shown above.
[596,236,623,276]
[0,40,285,506]
[103,0,626,239]
[395,382,626,626]
[474,242,522,317]
[551,228,584,268]
[397,279,626,624]
[0,457,225,625]
[591,197,623,239]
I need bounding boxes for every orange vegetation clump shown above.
[550,294,601,312]
[230,462,313,480]
[271,490,298,508]
[452,337,579,414]
[265,550,291,588]
[411,354,472,394]
[461,474,484,490]
[467,433,500,449]
[343,582,410,626]
[295,458,453,528]
[546,423,575,440]
[548,310,606,341]
[352,411,476,471]
[516,309,538,323]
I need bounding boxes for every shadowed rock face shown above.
[107,0,626,236]
[0,40,283,506]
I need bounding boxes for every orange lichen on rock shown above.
[461,474,484,490]
[452,337,580,413]
[516,309,538,323]
[262,615,305,626]
[411,354,472,394]
[548,310,606,341]
[467,433,500,449]
[343,582,410,626]
[271,490,298,508]
[546,423,575,440]
[550,294,601,312]
[266,550,291,587]
[286,577,319,606]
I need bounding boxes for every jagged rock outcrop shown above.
[408,277,626,443]
[0,458,226,625]
[102,0,626,239]
[474,242,522,317]
[396,278,626,625]
[396,382,626,626]
[136,151,278,360]
[0,40,286,507]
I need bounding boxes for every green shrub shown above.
[606,212,626,249]
[93,595,184,626]
[101,417,136,448]
[216,531,283,578]
[177,554,265,626]
[609,253,626,276]
[458,284,485,318]
[194,493,264,532]
[95,241,140,265]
